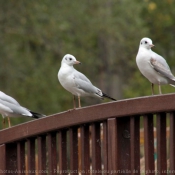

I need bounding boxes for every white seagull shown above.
[0,91,46,128]
[58,54,116,108]
[136,37,175,95]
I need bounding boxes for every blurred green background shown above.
[0,0,175,127]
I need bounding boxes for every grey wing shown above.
[74,77,103,97]
[74,78,97,93]
[0,101,13,113]
[0,91,20,106]
[74,69,92,83]
[73,70,103,96]
[150,52,175,80]
[0,99,32,116]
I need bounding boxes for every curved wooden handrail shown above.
[0,93,175,144]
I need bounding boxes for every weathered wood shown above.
[17,141,25,175]
[157,113,167,175]
[116,117,131,175]
[80,124,90,175]
[48,133,57,174]
[144,114,155,175]
[169,112,175,175]
[107,118,117,174]
[6,143,18,172]
[91,123,101,175]
[130,116,140,175]
[1,94,175,144]
[38,136,47,174]
[58,130,67,175]
[0,144,6,174]
[0,95,174,174]
[69,127,78,175]
[102,121,108,175]
[27,138,36,175]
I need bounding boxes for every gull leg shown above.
[158,83,162,95]
[151,83,154,95]
[7,117,11,128]
[78,96,81,108]
[73,95,76,109]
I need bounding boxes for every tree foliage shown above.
[0,0,174,127]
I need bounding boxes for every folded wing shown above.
[150,53,175,80]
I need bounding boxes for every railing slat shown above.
[157,113,167,175]
[169,112,175,175]
[80,125,90,175]
[27,138,36,175]
[38,136,47,174]
[144,114,155,175]
[17,141,25,175]
[91,123,101,175]
[69,127,78,175]
[130,116,140,175]
[116,117,131,174]
[6,143,18,173]
[107,118,117,174]
[48,133,57,174]
[58,130,68,175]
[102,121,108,175]
[0,144,6,174]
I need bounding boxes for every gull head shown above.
[61,54,81,66]
[139,37,154,50]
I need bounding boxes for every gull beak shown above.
[74,60,81,65]
[150,44,155,47]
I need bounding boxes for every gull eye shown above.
[145,41,147,44]
[69,58,72,61]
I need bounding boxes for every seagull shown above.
[58,54,116,108]
[0,91,46,128]
[136,37,175,95]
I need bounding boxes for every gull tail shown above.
[169,78,175,87]
[102,92,116,101]
[30,111,46,119]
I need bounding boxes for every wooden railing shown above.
[0,94,175,175]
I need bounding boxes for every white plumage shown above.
[136,37,175,94]
[58,54,116,108]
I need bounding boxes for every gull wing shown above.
[0,99,32,117]
[0,91,20,106]
[74,78,101,94]
[150,52,175,80]
[74,69,92,84]
[73,70,102,96]
[0,102,13,113]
